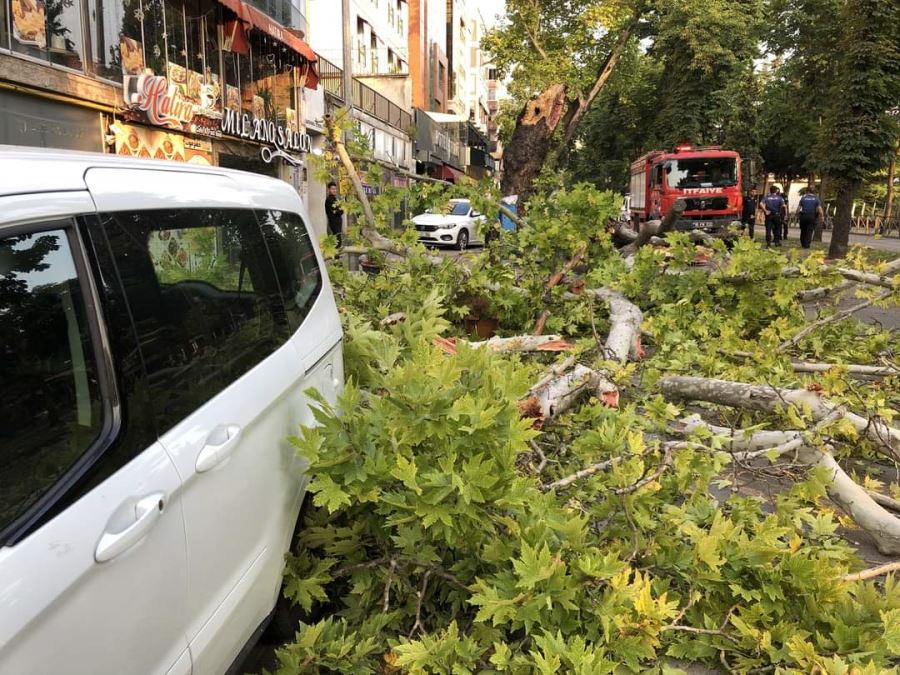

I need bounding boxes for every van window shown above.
[0,228,102,534]
[100,209,290,433]
[256,210,322,331]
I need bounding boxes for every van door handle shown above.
[195,424,242,473]
[95,493,165,563]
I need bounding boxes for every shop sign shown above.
[220,108,312,154]
[113,123,213,165]
[126,74,197,128]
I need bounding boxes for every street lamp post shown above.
[342,0,353,111]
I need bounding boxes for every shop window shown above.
[88,0,135,81]
[9,0,85,71]
[139,0,168,76]
[164,0,186,71]
[1,0,8,50]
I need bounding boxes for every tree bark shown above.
[828,179,860,259]
[500,84,568,205]
[619,200,687,256]
[884,139,898,219]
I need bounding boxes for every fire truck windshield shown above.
[665,158,737,189]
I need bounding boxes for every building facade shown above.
[1,0,324,218]
[407,0,446,113]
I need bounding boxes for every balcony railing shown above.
[317,55,344,100]
[352,79,412,132]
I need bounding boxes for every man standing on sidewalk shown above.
[797,187,824,249]
[741,186,760,239]
[761,185,785,247]
[325,181,343,248]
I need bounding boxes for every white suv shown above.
[412,198,485,250]
[0,147,343,675]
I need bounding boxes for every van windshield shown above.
[666,158,737,189]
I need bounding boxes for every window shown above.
[88,0,126,80]
[0,228,103,536]
[8,0,85,70]
[256,210,322,331]
[387,2,393,24]
[665,158,738,189]
[101,208,291,433]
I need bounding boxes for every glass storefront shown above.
[2,0,312,125]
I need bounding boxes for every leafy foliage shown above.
[270,215,900,672]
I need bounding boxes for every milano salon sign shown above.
[220,108,311,153]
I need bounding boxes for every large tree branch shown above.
[619,200,687,256]
[660,376,900,460]
[559,17,637,152]
[675,416,900,555]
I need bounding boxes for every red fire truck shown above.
[628,144,743,232]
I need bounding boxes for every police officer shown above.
[761,185,785,247]
[796,186,824,249]
[741,186,760,239]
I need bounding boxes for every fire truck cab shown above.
[629,144,743,232]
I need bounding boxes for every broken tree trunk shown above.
[530,364,618,421]
[659,376,900,460]
[500,84,568,206]
[674,416,900,555]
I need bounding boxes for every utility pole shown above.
[342,0,353,112]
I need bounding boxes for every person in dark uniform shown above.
[741,186,760,239]
[325,181,343,248]
[780,187,790,240]
[796,186,824,249]
[761,185,785,247]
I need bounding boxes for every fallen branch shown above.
[835,267,899,290]
[620,200,686,256]
[530,364,618,420]
[797,257,900,301]
[777,289,893,352]
[866,489,900,514]
[528,356,577,397]
[533,246,587,334]
[660,376,900,460]
[789,361,896,376]
[433,334,574,355]
[842,561,900,582]
[673,416,900,555]
[541,455,629,491]
[590,288,643,363]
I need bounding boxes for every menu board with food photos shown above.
[119,37,144,75]
[113,123,212,165]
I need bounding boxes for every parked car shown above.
[412,198,485,250]
[0,147,344,675]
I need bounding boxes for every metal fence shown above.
[822,200,900,236]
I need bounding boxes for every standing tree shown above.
[811,0,900,258]
[483,0,644,206]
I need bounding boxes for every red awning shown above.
[218,0,318,89]
[436,164,465,182]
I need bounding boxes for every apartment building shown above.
[407,0,448,112]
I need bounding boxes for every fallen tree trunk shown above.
[673,416,900,555]
[659,376,900,460]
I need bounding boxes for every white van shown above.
[0,147,343,675]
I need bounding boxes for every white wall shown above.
[308,0,408,72]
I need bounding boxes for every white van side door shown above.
[0,209,190,675]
